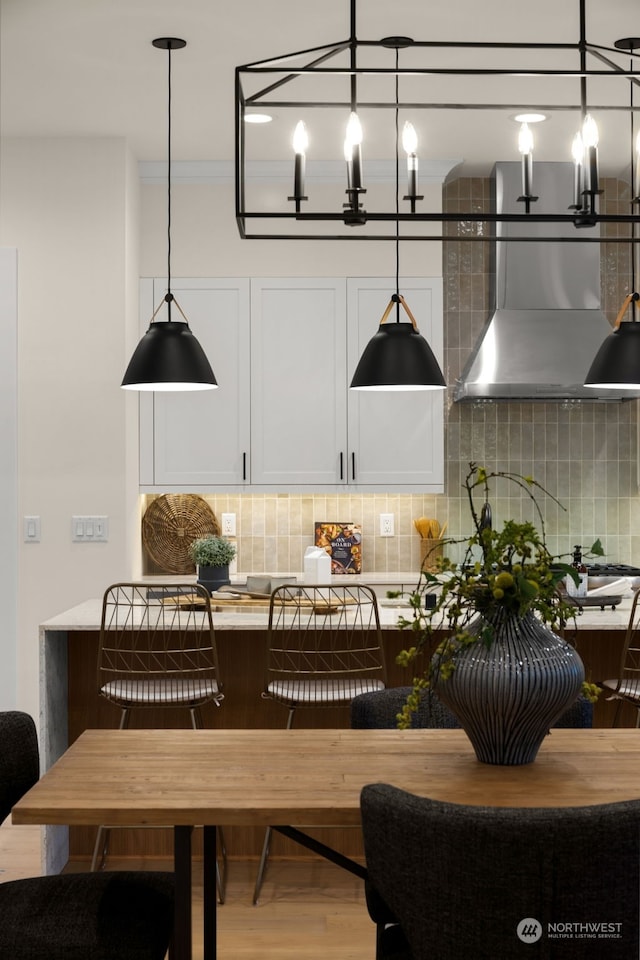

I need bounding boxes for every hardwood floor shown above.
[0,821,374,959]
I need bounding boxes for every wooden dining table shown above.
[12,727,640,960]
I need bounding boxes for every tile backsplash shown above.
[442,175,639,567]
[143,175,640,576]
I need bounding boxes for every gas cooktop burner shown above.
[586,563,640,577]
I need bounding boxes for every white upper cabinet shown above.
[250,278,348,486]
[139,276,444,492]
[139,278,251,487]
[347,277,444,490]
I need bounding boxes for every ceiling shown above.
[2,0,640,177]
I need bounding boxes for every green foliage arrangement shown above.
[188,535,237,568]
[395,463,602,727]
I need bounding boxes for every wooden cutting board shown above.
[164,591,351,613]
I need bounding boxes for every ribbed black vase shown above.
[433,609,585,765]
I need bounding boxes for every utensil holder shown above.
[420,538,444,573]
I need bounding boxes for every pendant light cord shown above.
[631,51,637,319]
[166,44,173,305]
[394,47,400,321]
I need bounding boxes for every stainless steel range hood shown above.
[454,161,637,402]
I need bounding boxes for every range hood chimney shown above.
[455,161,638,402]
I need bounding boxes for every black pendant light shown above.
[584,37,640,392]
[350,293,446,391]
[350,41,446,392]
[584,293,640,389]
[122,38,217,392]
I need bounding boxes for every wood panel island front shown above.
[38,590,633,872]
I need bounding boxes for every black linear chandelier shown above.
[235,0,640,243]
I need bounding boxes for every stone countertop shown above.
[139,572,421,587]
[40,594,634,633]
[39,597,408,631]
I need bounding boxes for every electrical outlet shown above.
[380,513,394,537]
[221,512,236,536]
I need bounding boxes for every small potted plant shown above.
[188,535,237,594]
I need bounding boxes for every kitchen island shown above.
[38,588,632,872]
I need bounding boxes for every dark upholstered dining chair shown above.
[0,710,175,960]
[350,685,593,730]
[351,686,459,729]
[360,783,640,960]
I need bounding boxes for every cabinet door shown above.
[139,278,250,487]
[347,278,444,491]
[250,279,348,486]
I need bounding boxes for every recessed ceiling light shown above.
[245,113,273,124]
[512,112,548,124]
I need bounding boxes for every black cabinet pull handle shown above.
[351,452,356,480]
[339,452,344,480]
[242,452,247,481]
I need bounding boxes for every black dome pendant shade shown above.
[350,294,446,391]
[122,296,218,392]
[122,38,217,391]
[584,293,640,389]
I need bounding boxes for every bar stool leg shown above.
[252,828,272,904]
[91,707,131,870]
[253,706,296,903]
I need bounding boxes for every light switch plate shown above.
[71,516,109,542]
[24,516,41,542]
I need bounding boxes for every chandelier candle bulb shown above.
[343,138,353,190]
[345,111,363,191]
[582,114,599,196]
[518,122,533,197]
[407,154,418,196]
[402,121,419,197]
[292,120,307,203]
[571,131,584,207]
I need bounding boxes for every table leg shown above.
[203,825,217,960]
[174,826,193,960]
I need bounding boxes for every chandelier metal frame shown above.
[235,0,640,242]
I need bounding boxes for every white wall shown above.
[140,179,443,277]
[0,138,140,719]
[0,249,18,709]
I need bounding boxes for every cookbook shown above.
[314,522,362,575]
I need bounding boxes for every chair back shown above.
[617,585,640,682]
[351,686,460,729]
[361,783,640,960]
[0,712,39,825]
[351,687,593,730]
[265,583,386,707]
[97,582,222,710]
